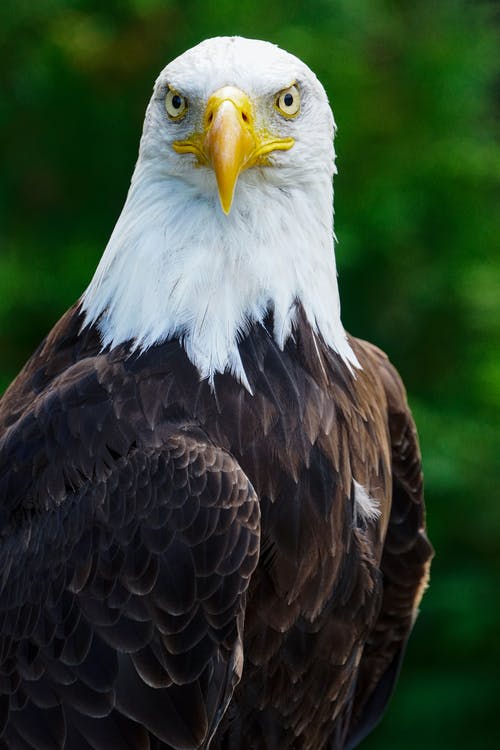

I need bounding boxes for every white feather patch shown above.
[81,37,361,387]
[353,481,381,524]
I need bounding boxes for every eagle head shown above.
[139,36,336,215]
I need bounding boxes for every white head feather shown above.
[82,36,359,387]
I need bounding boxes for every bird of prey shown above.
[0,36,433,750]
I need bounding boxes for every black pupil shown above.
[283,92,294,107]
[172,94,182,109]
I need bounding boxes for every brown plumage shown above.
[0,302,432,749]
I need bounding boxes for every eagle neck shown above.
[81,165,359,388]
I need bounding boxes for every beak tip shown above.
[219,194,233,215]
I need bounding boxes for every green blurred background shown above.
[1,0,499,747]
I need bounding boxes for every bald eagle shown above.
[0,37,432,750]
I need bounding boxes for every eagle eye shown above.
[276,85,300,118]
[165,88,188,120]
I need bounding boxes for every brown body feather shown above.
[0,303,432,749]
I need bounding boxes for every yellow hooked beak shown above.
[173,87,294,214]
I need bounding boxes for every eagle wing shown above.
[0,367,260,750]
[346,344,434,748]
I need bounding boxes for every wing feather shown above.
[0,404,260,749]
[346,344,434,748]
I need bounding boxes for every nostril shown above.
[207,112,214,125]
[241,111,249,123]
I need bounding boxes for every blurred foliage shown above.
[1,0,499,747]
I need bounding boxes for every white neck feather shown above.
[82,160,359,389]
